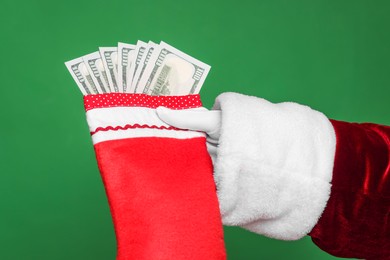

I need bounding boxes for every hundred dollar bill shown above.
[131,41,158,93]
[99,47,118,92]
[138,41,211,96]
[83,52,110,93]
[65,57,99,95]
[126,40,147,93]
[117,42,136,93]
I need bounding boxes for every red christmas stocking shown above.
[84,93,226,260]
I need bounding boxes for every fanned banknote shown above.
[131,41,158,93]
[117,42,136,93]
[83,52,109,93]
[65,40,211,96]
[99,47,118,92]
[65,57,98,95]
[126,40,147,93]
[137,41,210,95]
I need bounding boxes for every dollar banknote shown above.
[137,41,211,95]
[83,52,110,93]
[131,41,158,93]
[99,47,118,92]
[66,40,211,96]
[117,42,136,93]
[126,40,147,93]
[65,58,98,95]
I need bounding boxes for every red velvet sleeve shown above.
[309,120,390,259]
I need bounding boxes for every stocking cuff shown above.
[84,93,205,144]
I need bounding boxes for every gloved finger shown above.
[206,142,218,163]
[156,107,221,138]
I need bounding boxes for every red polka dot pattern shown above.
[84,93,203,111]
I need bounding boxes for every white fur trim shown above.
[212,92,336,240]
[86,107,205,144]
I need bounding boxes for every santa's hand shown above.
[159,93,337,243]
[156,106,221,162]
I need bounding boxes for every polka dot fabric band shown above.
[84,93,202,111]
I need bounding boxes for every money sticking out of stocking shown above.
[84,93,226,260]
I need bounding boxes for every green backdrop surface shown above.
[1,0,389,259]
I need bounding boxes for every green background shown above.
[1,0,389,259]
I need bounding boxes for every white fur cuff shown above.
[212,92,336,240]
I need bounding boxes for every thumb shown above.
[156,107,221,135]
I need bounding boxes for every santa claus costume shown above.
[208,92,390,260]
